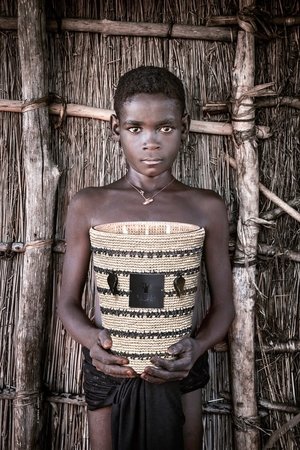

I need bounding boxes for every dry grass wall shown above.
[0,0,299,448]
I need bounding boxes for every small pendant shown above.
[143,198,154,205]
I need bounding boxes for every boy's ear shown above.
[110,114,120,141]
[181,113,190,141]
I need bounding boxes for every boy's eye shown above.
[128,127,141,133]
[160,126,173,133]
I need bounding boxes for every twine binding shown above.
[90,221,205,373]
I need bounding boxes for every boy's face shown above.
[111,93,190,177]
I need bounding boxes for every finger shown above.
[90,345,129,366]
[140,372,165,384]
[142,365,189,381]
[167,338,193,356]
[98,328,113,349]
[151,355,192,372]
[92,359,137,378]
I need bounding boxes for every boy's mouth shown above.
[142,159,162,165]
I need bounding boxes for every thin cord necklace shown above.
[125,176,175,205]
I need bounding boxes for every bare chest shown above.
[89,189,206,228]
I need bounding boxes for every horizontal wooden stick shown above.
[4,239,300,263]
[2,388,298,416]
[214,340,300,353]
[0,389,15,400]
[259,399,300,414]
[203,402,232,415]
[203,97,300,114]
[206,16,300,27]
[258,244,300,263]
[1,101,297,221]
[47,393,87,406]
[0,242,26,252]
[0,99,270,137]
[1,388,299,417]
[254,97,300,109]
[0,17,236,41]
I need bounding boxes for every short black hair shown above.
[114,66,186,117]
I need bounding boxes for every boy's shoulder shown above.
[68,185,111,213]
[181,185,227,225]
[70,185,104,202]
[182,184,225,205]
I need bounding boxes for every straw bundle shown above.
[0,26,23,450]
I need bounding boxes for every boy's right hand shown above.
[89,328,137,378]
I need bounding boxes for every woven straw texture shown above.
[90,221,205,373]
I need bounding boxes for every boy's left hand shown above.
[140,337,202,383]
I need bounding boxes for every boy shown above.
[58,66,234,450]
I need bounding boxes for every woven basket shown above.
[90,221,205,373]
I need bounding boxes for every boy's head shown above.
[114,66,186,118]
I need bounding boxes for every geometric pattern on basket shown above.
[90,221,205,373]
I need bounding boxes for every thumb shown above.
[167,342,183,356]
[98,328,112,349]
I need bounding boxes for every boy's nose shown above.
[143,131,160,150]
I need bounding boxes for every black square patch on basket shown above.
[129,274,164,308]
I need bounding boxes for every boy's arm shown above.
[57,192,136,378]
[192,194,234,353]
[141,194,234,383]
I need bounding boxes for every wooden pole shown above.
[228,0,260,448]
[206,15,300,27]
[0,99,271,138]
[14,0,59,448]
[0,17,236,41]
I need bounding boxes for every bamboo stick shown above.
[0,100,271,138]
[14,1,59,448]
[0,17,236,41]
[228,0,260,448]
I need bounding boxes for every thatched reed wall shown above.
[0,0,299,448]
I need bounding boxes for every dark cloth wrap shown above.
[111,377,185,450]
[82,348,209,450]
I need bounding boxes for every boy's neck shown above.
[125,171,174,193]
[125,176,175,205]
